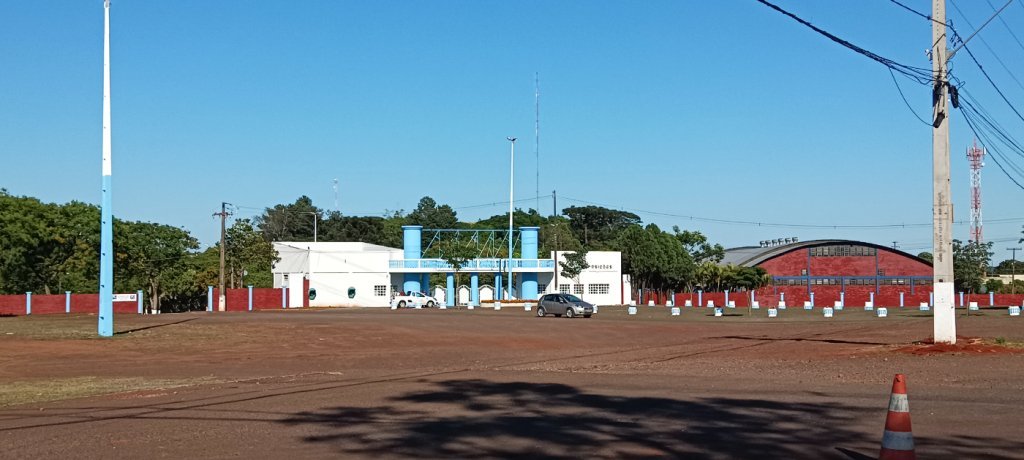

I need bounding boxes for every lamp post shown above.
[303,212,318,242]
[506,137,516,300]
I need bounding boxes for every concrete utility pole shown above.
[931,0,957,344]
[507,137,517,300]
[1009,247,1022,294]
[304,211,318,242]
[98,0,114,336]
[215,202,231,312]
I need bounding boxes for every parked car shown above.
[392,291,438,308]
[536,293,595,318]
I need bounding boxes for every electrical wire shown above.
[559,195,1024,230]
[949,0,1024,93]
[985,0,1024,54]
[888,67,932,125]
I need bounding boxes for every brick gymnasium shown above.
[724,239,936,306]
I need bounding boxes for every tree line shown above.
[4,189,1020,310]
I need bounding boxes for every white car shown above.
[392,291,439,308]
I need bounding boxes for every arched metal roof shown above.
[721,239,933,267]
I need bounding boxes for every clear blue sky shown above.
[2,1,1023,258]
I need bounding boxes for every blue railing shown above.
[389,258,555,270]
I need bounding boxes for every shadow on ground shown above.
[281,379,877,459]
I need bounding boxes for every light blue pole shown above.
[26,292,31,315]
[959,291,964,307]
[65,291,71,314]
[506,137,515,302]
[495,273,503,301]
[929,291,934,307]
[520,227,539,300]
[446,273,455,307]
[869,291,874,305]
[402,226,423,294]
[810,291,815,307]
[899,292,905,307]
[282,287,288,308]
[725,289,730,306]
[137,289,143,314]
[698,290,703,306]
[751,291,756,304]
[97,0,114,338]
[780,291,785,302]
[470,273,479,306]
[840,291,845,307]
[248,285,253,311]
[207,286,213,312]
[990,291,995,306]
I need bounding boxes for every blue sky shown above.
[2,0,1023,257]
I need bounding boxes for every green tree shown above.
[539,218,582,257]
[559,251,590,288]
[438,238,478,301]
[673,227,724,264]
[563,205,641,250]
[407,196,458,229]
[115,221,199,313]
[917,252,933,263]
[953,239,993,293]
[226,218,279,288]
[993,259,1024,275]
[256,196,322,242]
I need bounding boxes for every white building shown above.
[271,241,629,307]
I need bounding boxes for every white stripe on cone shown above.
[881,430,915,451]
[888,394,909,412]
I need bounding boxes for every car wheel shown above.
[565,308,575,318]
[536,307,546,317]
[426,301,435,308]
[398,300,406,308]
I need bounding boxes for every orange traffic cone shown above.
[880,374,916,460]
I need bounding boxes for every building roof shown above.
[273,241,402,253]
[721,239,932,267]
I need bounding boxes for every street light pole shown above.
[507,137,516,301]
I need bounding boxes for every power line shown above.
[886,0,950,28]
[986,0,1024,54]
[949,0,1024,92]
[755,0,935,85]
[559,195,1024,229]
[888,67,931,126]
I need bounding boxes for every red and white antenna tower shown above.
[966,139,986,243]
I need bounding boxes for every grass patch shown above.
[0,376,218,407]
[987,337,1024,349]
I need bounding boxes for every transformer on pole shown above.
[966,139,985,243]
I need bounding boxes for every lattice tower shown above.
[966,139,985,243]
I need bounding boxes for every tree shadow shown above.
[281,379,878,459]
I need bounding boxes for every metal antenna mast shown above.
[967,139,985,243]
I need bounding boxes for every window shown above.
[588,284,610,295]
[538,283,548,293]
[374,285,387,297]
[559,284,570,294]
[574,284,584,295]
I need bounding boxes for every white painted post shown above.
[26,292,32,315]
[65,291,71,314]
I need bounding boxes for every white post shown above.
[506,137,516,301]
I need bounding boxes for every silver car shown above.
[536,293,595,318]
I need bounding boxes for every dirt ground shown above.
[1,306,1022,459]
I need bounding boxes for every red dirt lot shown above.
[1,306,1022,459]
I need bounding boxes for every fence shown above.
[638,289,1024,308]
[0,287,290,317]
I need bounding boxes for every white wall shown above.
[272,242,402,307]
[541,251,624,306]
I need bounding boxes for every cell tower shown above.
[966,139,985,243]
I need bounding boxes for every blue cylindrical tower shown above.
[402,225,422,294]
[521,227,539,300]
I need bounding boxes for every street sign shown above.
[113,293,137,302]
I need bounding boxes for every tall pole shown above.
[98,0,114,337]
[333,178,339,213]
[218,202,228,312]
[304,211,318,242]
[552,190,558,294]
[932,0,956,344]
[535,73,540,214]
[1009,247,1022,294]
[507,137,516,300]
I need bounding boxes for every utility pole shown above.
[931,0,956,344]
[214,202,231,312]
[535,73,540,214]
[98,0,114,336]
[552,190,558,294]
[506,137,516,301]
[1009,247,1022,294]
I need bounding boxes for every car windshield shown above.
[563,294,583,302]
